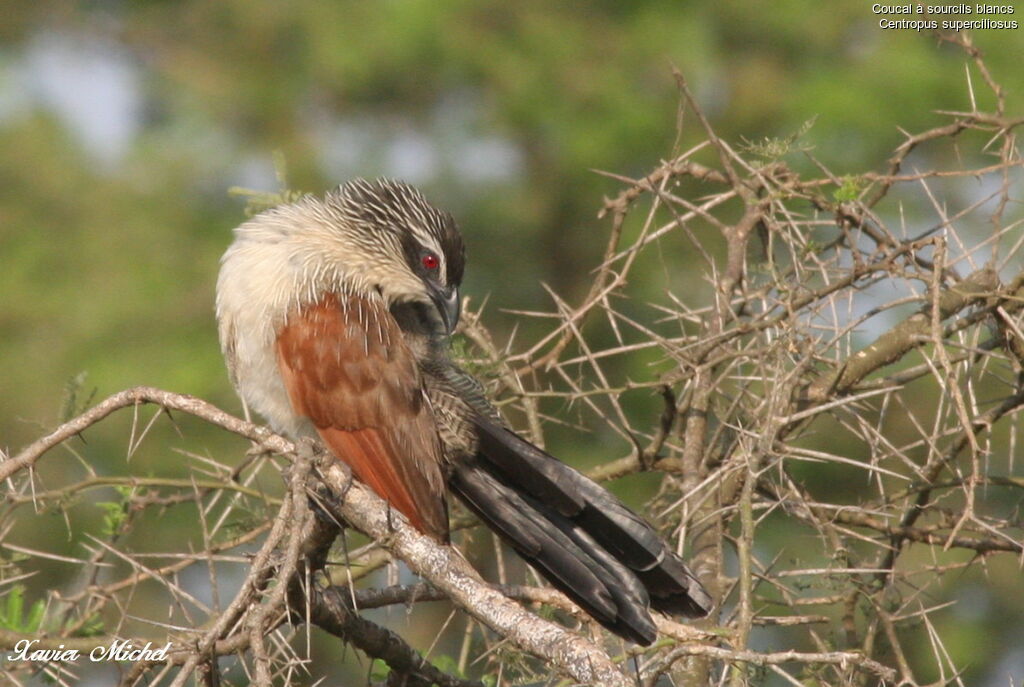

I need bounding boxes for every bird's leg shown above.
[385,501,396,537]
[286,441,345,627]
[293,440,347,572]
[306,440,354,529]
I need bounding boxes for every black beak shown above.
[429,284,461,335]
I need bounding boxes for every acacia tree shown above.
[2,35,1022,687]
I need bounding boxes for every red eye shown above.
[421,253,440,271]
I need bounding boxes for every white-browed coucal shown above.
[216,178,711,644]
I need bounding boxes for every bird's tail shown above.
[449,415,712,645]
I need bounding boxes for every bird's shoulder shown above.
[275,292,427,429]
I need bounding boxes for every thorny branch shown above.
[2,390,634,687]
[3,36,1024,687]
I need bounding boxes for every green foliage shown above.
[430,654,463,678]
[369,655,467,683]
[74,612,106,638]
[448,334,500,382]
[60,372,97,423]
[832,174,864,202]
[96,485,139,538]
[0,586,105,638]
[228,151,307,216]
[0,585,46,634]
[228,186,308,217]
[740,116,818,161]
[802,239,824,257]
[368,658,389,682]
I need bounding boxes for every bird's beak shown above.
[430,284,461,335]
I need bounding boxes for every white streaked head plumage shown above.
[216,178,464,350]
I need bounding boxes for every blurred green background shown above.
[1,1,1022,684]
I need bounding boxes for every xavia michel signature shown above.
[5,638,172,663]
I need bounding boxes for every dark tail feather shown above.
[452,416,712,644]
[450,461,657,644]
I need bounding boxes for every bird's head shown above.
[227,178,465,336]
[326,178,465,335]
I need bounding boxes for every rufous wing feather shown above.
[276,293,449,541]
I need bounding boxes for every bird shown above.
[216,178,712,645]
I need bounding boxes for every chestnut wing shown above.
[276,293,449,541]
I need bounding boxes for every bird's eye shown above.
[421,253,440,271]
